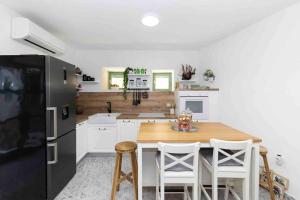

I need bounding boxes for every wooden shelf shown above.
[80,81,99,84]
[128,74,150,76]
[127,88,150,90]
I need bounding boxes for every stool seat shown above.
[259,146,268,155]
[115,141,137,153]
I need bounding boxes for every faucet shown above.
[106,102,112,113]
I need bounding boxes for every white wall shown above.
[70,49,205,92]
[198,2,300,198]
[0,4,76,63]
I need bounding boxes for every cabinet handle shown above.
[98,128,107,131]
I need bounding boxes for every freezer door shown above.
[47,130,76,200]
[46,56,76,139]
[0,55,47,200]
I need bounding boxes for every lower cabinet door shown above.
[76,122,88,163]
[88,126,116,152]
[117,120,138,142]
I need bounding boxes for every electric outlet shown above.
[275,154,284,166]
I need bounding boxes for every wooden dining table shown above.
[137,122,262,200]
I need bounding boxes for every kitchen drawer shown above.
[88,126,115,134]
[139,119,157,123]
[139,119,177,123]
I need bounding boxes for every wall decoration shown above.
[181,64,196,80]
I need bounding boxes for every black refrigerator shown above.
[0,55,76,200]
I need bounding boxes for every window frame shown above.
[108,71,124,89]
[152,72,172,92]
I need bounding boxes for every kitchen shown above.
[0,0,299,200]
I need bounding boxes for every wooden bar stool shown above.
[111,141,138,200]
[260,146,275,200]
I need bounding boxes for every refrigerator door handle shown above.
[47,143,58,165]
[47,107,58,141]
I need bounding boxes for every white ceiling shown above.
[1,0,299,50]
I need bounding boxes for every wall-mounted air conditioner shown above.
[11,17,65,54]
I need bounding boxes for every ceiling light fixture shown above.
[141,15,159,27]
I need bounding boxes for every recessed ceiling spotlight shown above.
[141,15,159,27]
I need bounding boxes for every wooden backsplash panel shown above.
[76,92,175,115]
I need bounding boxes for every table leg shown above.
[251,144,260,200]
[138,144,143,200]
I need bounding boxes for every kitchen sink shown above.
[88,113,120,124]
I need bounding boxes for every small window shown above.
[152,72,172,91]
[108,72,124,89]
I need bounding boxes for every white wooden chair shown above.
[156,142,201,200]
[199,139,253,200]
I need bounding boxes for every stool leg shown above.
[262,154,275,200]
[111,153,122,200]
[131,152,138,200]
[116,155,123,191]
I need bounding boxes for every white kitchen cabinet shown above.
[88,125,117,152]
[76,121,88,163]
[117,120,138,142]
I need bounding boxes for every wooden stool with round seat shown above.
[111,141,138,200]
[260,146,275,200]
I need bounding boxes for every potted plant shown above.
[181,64,196,80]
[123,67,133,99]
[203,69,215,82]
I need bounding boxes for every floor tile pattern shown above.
[55,155,273,200]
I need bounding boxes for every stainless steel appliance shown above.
[0,55,76,200]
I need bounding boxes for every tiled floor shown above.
[55,155,272,200]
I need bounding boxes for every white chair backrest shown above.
[158,142,200,173]
[210,139,252,170]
